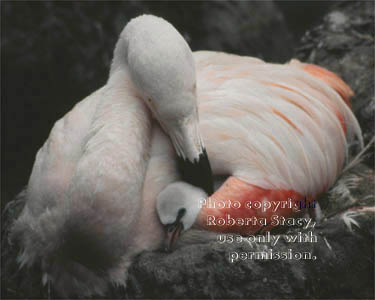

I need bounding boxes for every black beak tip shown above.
[177,148,214,195]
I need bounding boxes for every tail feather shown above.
[290,59,363,150]
[290,59,354,107]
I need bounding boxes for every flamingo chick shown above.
[10,15,212,297]
[157,50,363,247]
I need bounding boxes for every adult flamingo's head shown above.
[157,182,206,250]
[114,14,213,195]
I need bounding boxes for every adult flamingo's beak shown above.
[146,95,214,195]
[167,118,214,195]
[176,147,213,196]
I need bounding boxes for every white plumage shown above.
[11,14,363,297]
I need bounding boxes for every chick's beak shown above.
[166,222,184,251]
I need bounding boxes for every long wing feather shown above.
[194,51,363,197]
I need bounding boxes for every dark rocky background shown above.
[2,1,374,299]
[296,1,374,166]
[2,0,334,208]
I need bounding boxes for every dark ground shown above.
[1,1,374,299]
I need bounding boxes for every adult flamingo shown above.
[10,15,212,297]
[10,14,362,297]
[157,51,363,245]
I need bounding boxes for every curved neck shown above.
[110,35,128,76]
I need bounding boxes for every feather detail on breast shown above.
[132,125,179,251]
[26,87,103,216]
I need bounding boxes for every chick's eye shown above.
[177,208,186,221]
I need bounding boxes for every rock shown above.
[2,172,374,299]
[122,159,374,299]
[296,1,375,166]
[275,1,333,42]
[125,213,374,299]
